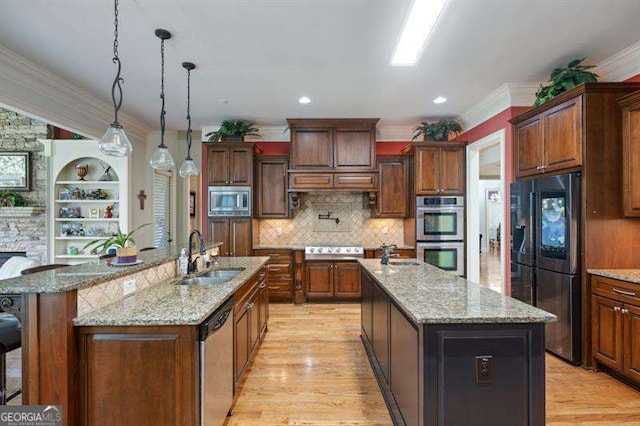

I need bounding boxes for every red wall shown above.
[625,73,640,83]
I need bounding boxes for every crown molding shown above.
[457,83,539,131]
[0,44,152,145]
[596,40,640,82]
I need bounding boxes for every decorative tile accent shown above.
[259,193,404,247]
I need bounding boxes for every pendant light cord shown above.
[110,0,124,125]
[185,67,193,160]
[159,37,167,149]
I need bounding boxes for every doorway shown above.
[466,129,506,292]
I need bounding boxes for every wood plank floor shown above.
[228,302,640,426]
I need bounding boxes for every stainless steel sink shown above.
[201,268,245,278]
[176,277,231,286]
[388,261,421,266]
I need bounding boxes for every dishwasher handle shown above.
[199,296,234,341]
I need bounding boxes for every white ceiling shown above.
[0,0,639,131]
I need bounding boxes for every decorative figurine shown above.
[75,163,89,181]
[99,163,113,181]
[104,204,114,218]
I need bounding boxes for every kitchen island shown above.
[358,259,555,426]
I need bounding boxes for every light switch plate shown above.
[123,279,136,295]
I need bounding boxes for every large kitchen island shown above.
[358,259,555,426]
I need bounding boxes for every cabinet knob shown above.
[536,166,542,170]
[622,308,629,314]
[614,306,621,312]
[225,251,230,256]
[230,252,234,257]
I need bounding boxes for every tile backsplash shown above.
[259,193,404,247]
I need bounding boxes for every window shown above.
[153,170,172,247]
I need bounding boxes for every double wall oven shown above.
[416,196,465,276]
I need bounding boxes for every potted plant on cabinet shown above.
[412,119,463,141]
[83,223,151,264]
[534,57,599,107]
[0,191,26,207]
[205,120,261,142]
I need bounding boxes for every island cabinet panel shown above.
[620,91,640,217]
[234,308,250,383]
[361,270,374,343]
[78,326,198,426]
[390,303,419,426]
[334,128,376,169]
[290,129,333,168]
[206,143,253,186]
[372,282,390,382]
[255,157,289,218]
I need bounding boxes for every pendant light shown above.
[149,29,175,170]
[179,62,199,178]
[98,0,133,157]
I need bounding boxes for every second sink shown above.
[176,277,231,286]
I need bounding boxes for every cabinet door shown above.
[334,262,361,298]
[208,147,230,185]
[592,295,624,371]
[305,262,334,299]
[291,129,333,168]
[440,147,465,195]
[257,280,269,337]
[515,116,544,177]
[256,158,289,218]
[415,147,440,195]
[249,291,260,354]
[390,302,419,426]
[230,219,252,257]
[622,98,640,217]
[377,158,408,217]
[361,271,374,344]
[624,303,640,382]
[209,218,230,256]
[234,309,250,384]
[334,128,375,169]
[544,96,582,173]
[229,147,252,185]
[372,282,390,382]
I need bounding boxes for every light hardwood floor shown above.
[229,302,640,426]
[479,249,502,292]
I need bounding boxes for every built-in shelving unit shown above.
[41,140,130,265]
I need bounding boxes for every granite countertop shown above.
[0,242,222,294]
[588,269,640,285]
[253,245,415,251]
[358,259,555,325]
[74,256,269,326]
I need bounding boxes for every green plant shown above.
[0,191,26,207]
[534,58,598,107]
[83,223,151,253]
[205,120,261,142]
[412,119,463,141]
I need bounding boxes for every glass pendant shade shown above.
[98,123,132,157]
[149,147,175,170]
[178,158,199,178]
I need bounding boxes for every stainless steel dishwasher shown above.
[199,296,234,426]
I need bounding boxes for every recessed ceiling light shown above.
[298,96,311,104]
[433,96,447,104]
[390,0,448,66]
[219,99,228,104]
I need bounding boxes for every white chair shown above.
[0,256,41,280]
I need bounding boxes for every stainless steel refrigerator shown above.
[510,172,581,364]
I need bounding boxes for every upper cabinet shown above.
[255,156,289,218]
[414,142,465,196]
[619,90,640,217]
[206,143,253,186]
[375,156,411,218]
[514,97,582,177]
[288,118,378,171]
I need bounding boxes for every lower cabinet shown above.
[254,249,293,302]
[389,303,419,426]
[592,275,640,383]
[234,267,268,386]
[305,260,361,300]
[209,218,252,257]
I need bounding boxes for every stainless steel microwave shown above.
[208,186,251,217]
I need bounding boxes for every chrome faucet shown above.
[380,243,399,265]
[187,229,206,274]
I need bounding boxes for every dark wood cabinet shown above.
[619,91,640,217]
[305,261,361,300]
[591,274,640,384]
[376,156,409,218]
[390,302,419,426]
[254,249,293,302]
[289,172,377,191]
[255,156,289,218]
[207,143,253,186]
[414,143,465,195]
[209,218,252,257]
[372,281,390,382]
[288,118,378,172]
[234,308,250,383]
[361,269,373,344]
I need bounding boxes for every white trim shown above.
[596,40,640,82]
[466,129,506,292]
[0,44,152,145]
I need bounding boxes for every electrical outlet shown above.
[382,226,389,234]
[475,355,494,384]
[276,227,283,237]
[123,279,136,295]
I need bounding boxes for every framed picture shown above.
[189,191,196,217]
[0,152,31,191]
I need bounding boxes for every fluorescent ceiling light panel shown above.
[298,96,311,104]
[433,96,447,104]
[391,0,448,66]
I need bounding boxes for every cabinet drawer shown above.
[267,280,292,294]
[254,249,292,263]
[334,173,377,189]
[593,275,640,305]
[268,263,292,277]
[235,268,266,315]
[290,173,333,189]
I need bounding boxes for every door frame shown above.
[466,129,506,292]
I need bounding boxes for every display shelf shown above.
[55,218,120,222]
[55,236,113,240]
[56,180,119,185]
[55,200,118,203]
